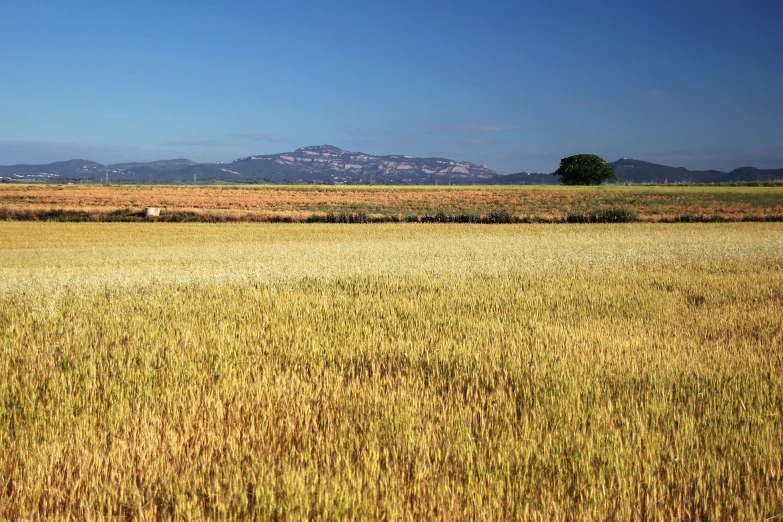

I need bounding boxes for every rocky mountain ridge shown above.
[1,147,781,184]
[230,145,498,184]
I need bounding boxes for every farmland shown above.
[1,184,782,222]
[1,222,782,519]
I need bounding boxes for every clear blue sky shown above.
[1,0,781,173]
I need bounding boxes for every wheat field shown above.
[1,222,782,520]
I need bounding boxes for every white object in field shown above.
[144,207,161,218]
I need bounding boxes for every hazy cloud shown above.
[409,122,520,134]
[351,122,523,138]
[228,133,291,143]
[647,89,662,96]
[0,139,254,165]
[443,123,520,133]
[346,137,419,149]
[157,139,222,147]
[0,140,186,165]
[349,126,396,136]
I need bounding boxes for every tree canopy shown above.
[553,154,617,185]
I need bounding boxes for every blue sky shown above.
[1,0,781,173]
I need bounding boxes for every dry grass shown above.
[1,223,782,519]
[1,184,782,222]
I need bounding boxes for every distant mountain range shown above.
[0,145,781,185]
[608,158,783,184]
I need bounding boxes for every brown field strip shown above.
[1,184,782,222]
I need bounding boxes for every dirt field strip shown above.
[1,184,782,222]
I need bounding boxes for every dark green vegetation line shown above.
[2,207,783,224]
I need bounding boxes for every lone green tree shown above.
[553,154,617,185]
